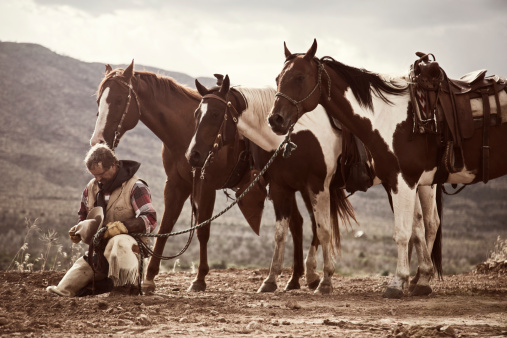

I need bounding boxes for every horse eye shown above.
[96,112,99,117]
[275,75,280,84]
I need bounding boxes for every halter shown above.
[110,78,141,150]
[275,59,331,118]
[197,93,241,180]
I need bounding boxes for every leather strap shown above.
[481,88,491,184]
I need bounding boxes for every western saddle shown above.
[409,52,507,183]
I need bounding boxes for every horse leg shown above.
[312,188,335,295]
[144,178,190,293]
[410,185,439,296]
[301,190,320,290]
[285,198,303,291]
[383,179,418,299]
[258,187,293,293]
[187,187,216,292]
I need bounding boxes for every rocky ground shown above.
[1,264,506,337]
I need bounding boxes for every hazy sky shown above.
[1,0,506,87]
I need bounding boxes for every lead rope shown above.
[91,124,296,295]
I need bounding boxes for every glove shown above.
[68,225,81,244]
[103,221,129,239]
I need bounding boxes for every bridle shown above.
[108,78,141,150]
[275,58,331,118]
[197,93,241,179]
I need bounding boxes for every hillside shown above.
[0,41,506,275]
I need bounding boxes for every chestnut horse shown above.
[186,75,442,294]
[268,39,506,298]
[186,75,356,294]
[90,60,309,292]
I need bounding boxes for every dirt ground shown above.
[1,265,506,337]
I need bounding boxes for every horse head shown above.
[268,39,322,135]
[90,59,141,149]
[186,75,243,168]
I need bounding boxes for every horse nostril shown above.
[189,151,202,167]
[269,113,284,127]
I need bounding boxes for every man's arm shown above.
[126,180,157,233]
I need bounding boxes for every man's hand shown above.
[68,225,81,244]
[103,221,129,239]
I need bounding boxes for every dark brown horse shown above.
[90,60,268,292]
[268,39,506,298]
[91,60,311,292]
[186,75,356,294]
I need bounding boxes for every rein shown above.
[275,59,331,118]
[111,79,142,150]
[93,123,297,243]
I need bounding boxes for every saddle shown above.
[409,52,507,182]
[329,116,374,194]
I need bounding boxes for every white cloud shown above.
[1,0,506,87]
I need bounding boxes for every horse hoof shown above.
[408,283,416,293]
[307,280,320,290]
[315,284,333,295]
[382,287,403,299]
[284,280,301,291]
[257,282,277,293]
[187,281,206,292]
[141,280,156,293]
[410,285,432,296]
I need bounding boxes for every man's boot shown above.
[46,256,94,297]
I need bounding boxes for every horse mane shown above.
[96,68,200,101]
[319,56,408,111]
[234,86,276,127]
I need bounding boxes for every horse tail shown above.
[432,183,444,279]
[329,175,357,256]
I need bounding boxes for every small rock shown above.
[137,314,151,326]
[179,317,188,323]
[439,325,455,335]
[0,317,8,326]
[217,317,226,323]
[97,301,108,310]
[246,321,260,331]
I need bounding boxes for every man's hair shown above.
[84,144,119,171]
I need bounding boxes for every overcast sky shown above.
[1,0,506,87]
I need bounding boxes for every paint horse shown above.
[186,75,442,294]
[91,60,269,292]
[268,39,506,298]
[186,75,356,294]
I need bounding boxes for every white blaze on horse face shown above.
[344,87,410,154]
[186,103,208,160]
[90,87,111,146]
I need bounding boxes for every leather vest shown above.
[86,175,139,225]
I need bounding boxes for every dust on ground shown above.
[1,265,506,337]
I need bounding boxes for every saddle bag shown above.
[345,161,374,193]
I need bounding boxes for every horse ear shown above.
[214,74,224,86]
[304,39,318,60]
[195,79,209,96]
[284,41,292,59]
[105,64,112,75]
[123,59,134,82]
[219,75,230,96]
